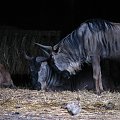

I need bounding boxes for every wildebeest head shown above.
[25,52,69,91]
[34,38,82,77]
[24,52,47,72]
[24,52,48,90]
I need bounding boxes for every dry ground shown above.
[0,88,120,120]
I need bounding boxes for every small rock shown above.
[105,102,115,110]
[64,101,81,116]
[12,112,20,115]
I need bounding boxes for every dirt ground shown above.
[0,88,120,120]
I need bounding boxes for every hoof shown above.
[95,91,101,95]
[96,90,104,95]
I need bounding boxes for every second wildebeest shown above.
[25,53,114,91]
[24,53,70,91]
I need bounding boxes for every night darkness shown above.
[0,0,120,90]
[0,1,120,36]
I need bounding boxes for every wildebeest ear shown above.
[36,56,48,63]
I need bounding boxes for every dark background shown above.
[0,0,119,37]
[0,0,120,89]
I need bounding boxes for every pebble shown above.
[64,101,81,116]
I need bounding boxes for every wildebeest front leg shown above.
[91,56,103,95]
[38,70,47,90]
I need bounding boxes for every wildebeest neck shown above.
[51,30,85,75]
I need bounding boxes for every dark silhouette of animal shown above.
[35,19,120,94]
[0,64,15,88]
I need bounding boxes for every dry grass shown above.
[0,88,120,120]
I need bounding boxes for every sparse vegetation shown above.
[0,88,120,120]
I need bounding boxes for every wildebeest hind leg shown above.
[98,70,104,92]
[91,56,103,95]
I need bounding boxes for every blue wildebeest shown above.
[25,53,114,92]
[35,19,120,94]
[24,53,71,91]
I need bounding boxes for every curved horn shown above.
[24,52,33,60]
[34,42,52,57]
[34,42,52,51]
[42,49,51,57]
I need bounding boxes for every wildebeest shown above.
[25,53,115,92]
[25,53,93,91]
[0,63,15,88]
[35,19,120,94]
[24,53,69,91]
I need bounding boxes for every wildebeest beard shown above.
[47,55,71,79]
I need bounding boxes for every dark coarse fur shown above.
[36,19,120,94]
[37,61,72,91]
[82,19,120,58]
